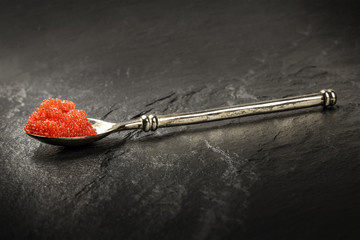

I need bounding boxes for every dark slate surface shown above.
[1,0,360,239]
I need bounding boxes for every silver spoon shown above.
[26,89,337,146]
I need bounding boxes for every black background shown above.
[1,0,360,239]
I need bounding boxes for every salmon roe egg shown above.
[24,99,97,138]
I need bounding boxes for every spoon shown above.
[26,89,337,146]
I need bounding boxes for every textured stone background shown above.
[1,0,360,239]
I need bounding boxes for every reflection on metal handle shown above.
[137,89,337,132]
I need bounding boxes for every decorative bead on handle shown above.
[141,115,159,132]
[321,89,337,107]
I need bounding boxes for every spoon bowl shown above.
[26,118,119,146]
[25,89,337,147]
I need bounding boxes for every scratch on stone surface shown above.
[256,131,281,151]
[293,65,316,76]
[100,149,126,169]
[181,87,206,99]
[207,141,235,160]
[273,130,281,141]
[138,133,155,140]
[168,96,178,104]
[204,140,240,187]
[310,71,328,79]
[204,138,259,188]
[100,155,112,169]
[99,131,137,170]
[145,91,176,107]
[74,174,106,199]
[131,108,153,119]
[101,103,121,120]
[101,109,115,120]
[150,162,174,168]
[204,140,230,159]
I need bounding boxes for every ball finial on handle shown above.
[321,89,337,107]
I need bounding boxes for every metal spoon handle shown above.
[125,89,337,132]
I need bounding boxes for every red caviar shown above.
[24,99,97,138]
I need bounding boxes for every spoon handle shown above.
[127,89,336,132]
